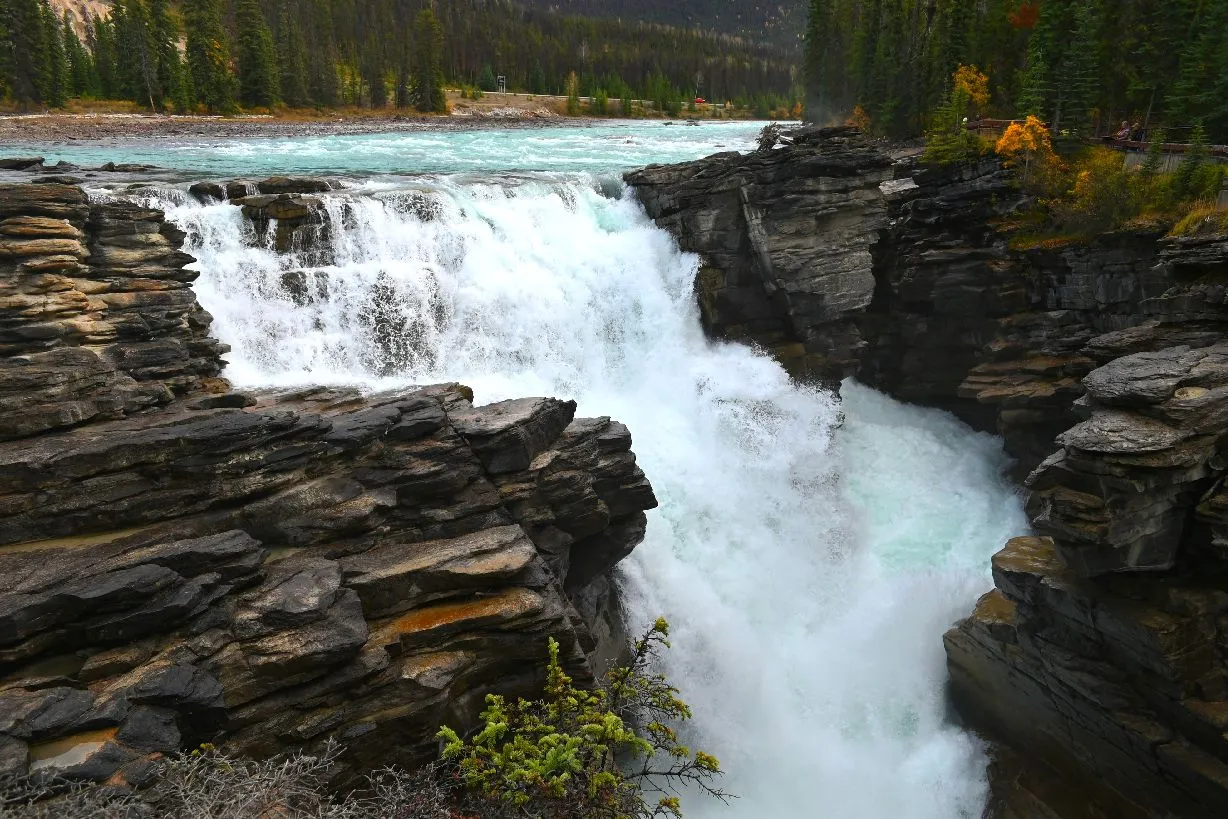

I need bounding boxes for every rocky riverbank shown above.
[626,126,1228,818]
[0,182,656,786]
[0,109,569,146]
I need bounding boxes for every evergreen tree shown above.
[478,63,497,92]
[529,62,547,94]
[89,14,119,100]
[148,0,189,111]
[411,6,446,113]
[1053,0,1099,135]
[1173,122,1208,198]
[184,0,236,113]
[63,14,95,97]
[115,0,160,109]
[40,0,69,106]
[305,0,339,108]
[2,0,50,105]
[362,32,387,107]
[235,0,280,108]
[803,0,831,121]
[276,1,310,108]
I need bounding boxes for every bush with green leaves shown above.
[438,618,729,819]
[1,620,726,819]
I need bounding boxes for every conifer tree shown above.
[235,0,280,108]
[411,6,446,113]
[1053,0,1098,135]
[362,32,387,107]
[803,0,831,122]
[63,14,95,97]
[115,0,160,109]
[478,64,497,92]
[40,0,69,106]
[184,0,236,113]
[148,0,189,111]
[0,4,9,101]
[90,14,121,100]
[529,62,547,94]
[276,2,310,108]
[305,0,339,107]
[2,0,50,105]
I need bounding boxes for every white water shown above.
[134,169,1025,818]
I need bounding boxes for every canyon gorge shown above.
[627,125,1228,818]
[2,120,1226,817]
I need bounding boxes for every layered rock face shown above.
[626,127,1173,475]
[628,130,1228,817]
[0,183,656,786]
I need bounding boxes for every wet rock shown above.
[256,176,335,195]
[625,128,1211,477]
[225,181,255,200]
[188,181,226,203]
[452,397,577,474]
[0,736,27,777]
[30,175,84,185]
[0,181,657,783]
[629,126,1228,819]
[236,193,329,255]
[96,163,159,173]
[0,158,45,172]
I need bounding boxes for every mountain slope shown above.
[517,0,806,52]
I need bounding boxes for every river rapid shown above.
[12,121,1027,818]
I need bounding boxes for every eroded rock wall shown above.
[625,127,1176,476]
[0,183,657,786]
[628,129,1228,818]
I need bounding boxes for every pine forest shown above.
[0,0,803,116]
[805,0,1228,141]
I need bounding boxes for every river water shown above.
[8,121,1027,818]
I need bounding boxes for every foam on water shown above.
[7,120,766,177]
[128,154,1025,818]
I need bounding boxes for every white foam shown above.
[151,175,1025,818]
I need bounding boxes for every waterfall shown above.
[145,175,1026,818]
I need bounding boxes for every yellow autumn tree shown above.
[952,65,990,115]
[996,115,1058,189]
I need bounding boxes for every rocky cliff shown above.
[627,128,1228,818]
[625,127,1193,476]
[0,183,657,787]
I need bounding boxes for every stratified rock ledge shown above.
[0,182,657,786]
[627,128,1228,818]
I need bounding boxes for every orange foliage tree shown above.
[1007,1,1041,30]
[846,104,872,133]
[995,115,1057,188]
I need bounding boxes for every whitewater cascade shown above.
[134,175,1026,818]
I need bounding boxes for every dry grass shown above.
[1008,232,1090,251]
[0,744,453,819]
[1168,205,1228,238]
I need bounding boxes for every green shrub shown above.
[924,66,989,166]
[1049,147,1133,231]
[438,619,728,819]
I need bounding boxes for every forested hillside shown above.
[805,0,1228,141]
[0,0,801,114]
[517,0,807,54]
